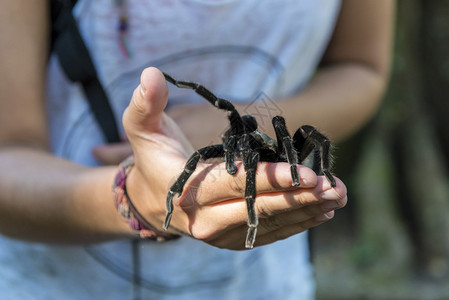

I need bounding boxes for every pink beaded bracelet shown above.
[113,156,180,241]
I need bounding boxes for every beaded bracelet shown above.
[113,156,180,241]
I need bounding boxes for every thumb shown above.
[123,67,168,138]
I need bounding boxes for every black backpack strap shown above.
[50,0,121,144]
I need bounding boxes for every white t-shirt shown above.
[0,0,340,299]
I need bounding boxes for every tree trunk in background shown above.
[388,0,449,278]
[314,0,449,298]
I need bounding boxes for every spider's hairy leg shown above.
[241,147,260,249]
[164,144,225,231]
[293,125,336,187]
[272,116,300,186]
[223,134,238,175]
[163,72,237,114]
[223,114,259,175]
[163,72,245,163]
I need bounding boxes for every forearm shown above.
[0,147,134,243]
[168,63,388,149]
[274,0,394,142]
[276,62,387,142]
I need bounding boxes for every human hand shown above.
[93,90,226,165]
[122,67,347,250]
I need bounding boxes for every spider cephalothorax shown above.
[162,73,336,248]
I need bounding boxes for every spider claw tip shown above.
[226,164,238,175]
[245,227,257,249]
[163,214,172,231]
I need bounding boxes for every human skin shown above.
[95,0,395,156]
[0,1,348,250]
[93,0,395,249]
[165,0,395,149]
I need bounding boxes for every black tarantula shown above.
[162,73,336,249]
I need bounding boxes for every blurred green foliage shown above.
[314,1,449,299]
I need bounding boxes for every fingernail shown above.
[133,86,146,113]
[319,188,342,200]
[321,200,340,210]
[133,82,149,114]
[299,177,309,186]
[316,211,334,221]
[140,83,146,98]
[140,70,148,97]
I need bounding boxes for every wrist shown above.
[113,156,180,241]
